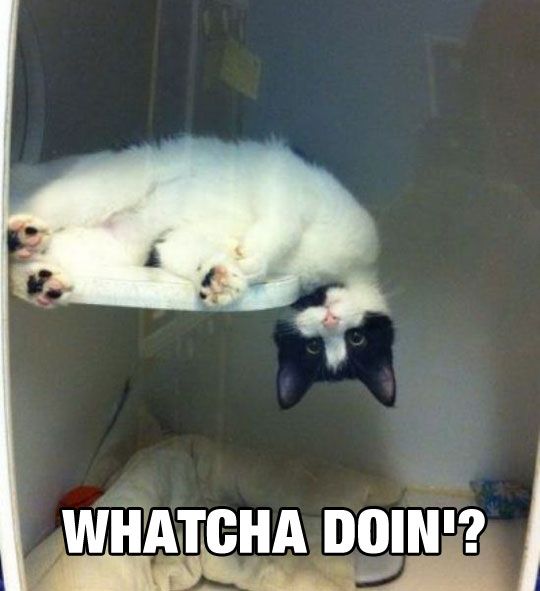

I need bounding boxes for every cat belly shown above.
[46,225,149,273]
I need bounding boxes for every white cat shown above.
[8,136,395,407]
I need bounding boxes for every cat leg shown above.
[10,149,154,231]
[9,220,151,308]
[7,214,51,261]
[236,217,302,281]
[10,258,73,308]
[153,228,247,307]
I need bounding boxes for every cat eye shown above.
[306,339,321,355]
[347,330,367,348]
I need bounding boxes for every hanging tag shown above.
[219,38,261,100]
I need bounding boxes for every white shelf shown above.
[68,266,300,312]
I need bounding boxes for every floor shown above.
[372,491,526,591]
[373,517,525,591]
[193,492,528,591]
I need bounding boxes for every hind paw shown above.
[8,214,51,260]
[11,263,73,308]
[198,261,247,306]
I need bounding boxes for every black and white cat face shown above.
[273,285,396,410]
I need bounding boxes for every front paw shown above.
[11,263,73,308]
[199,262,247,306]
[8,214,51,260]
[233,245,267,281]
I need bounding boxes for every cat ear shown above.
[276,360,314,410]
[361,360,396,407]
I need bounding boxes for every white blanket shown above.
[26,435,403,591]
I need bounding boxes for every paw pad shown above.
[26,268,72,308]
[7,215,50,260]
[199,263,247,306]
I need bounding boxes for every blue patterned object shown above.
[536,569,540,591]
[470,480,531,519]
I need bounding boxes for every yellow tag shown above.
[219,38,261,100]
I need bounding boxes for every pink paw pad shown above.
[199,263,247,306]
[8,215,50,260]
[27,268,72,308]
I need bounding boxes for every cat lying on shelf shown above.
[7,136,396,409]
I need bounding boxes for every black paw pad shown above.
[46,289,62,300]
[201,269,215,288]
[27,274,44,295]
[27,270,55,296]
[7,230,21,252]
[145,246,161,268]
[25,226,38,236]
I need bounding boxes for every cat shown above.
[7,136,396,408]
[274,284,395,409]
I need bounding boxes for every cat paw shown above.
[233,245,267,280]
[7,214,51,260]
[199,262,247,306]
[10,263,73,308]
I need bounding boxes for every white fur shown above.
[9,136,387,311]
[295,286,388,369]
[323,336,348,371]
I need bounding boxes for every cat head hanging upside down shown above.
[274,284,396,410]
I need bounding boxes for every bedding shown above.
[26,435,403,591]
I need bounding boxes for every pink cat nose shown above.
[323,310,339,328]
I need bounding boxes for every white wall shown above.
[244,0,482,202]
[10,301,138,553]
[24,0,157,158]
